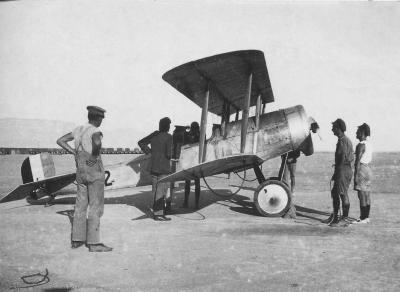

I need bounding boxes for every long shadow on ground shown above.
[24,182,345,223]
[28,184,250,220]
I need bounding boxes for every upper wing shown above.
[162,50,274,117]
[0,173,76,203]
[159,154,263,183]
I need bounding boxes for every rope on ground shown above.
[13,268,50,289]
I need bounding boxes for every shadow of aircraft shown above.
[229,185,257,192]
[46,189,352,224]
[56,209,74,225]
[227,194,262,217]
[31,185,251,220]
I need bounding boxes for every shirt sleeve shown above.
[92,129,103,139]
[88,127,102,141]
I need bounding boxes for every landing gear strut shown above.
[26,185,55,206]
[253,153,292,217]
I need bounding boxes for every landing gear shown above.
[26,186,55,206]
[252,152,292,217]
[254,179,291,217]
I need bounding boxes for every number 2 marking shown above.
[105,170,113,186]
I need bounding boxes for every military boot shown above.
[328,215,341,227]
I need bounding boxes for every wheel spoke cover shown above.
[254,180,290,216]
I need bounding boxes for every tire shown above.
[254,179,291,217]
[26,187,50,204]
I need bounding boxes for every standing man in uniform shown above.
[138,117,173,221]
[57,106,112,252]
[322,118,354,226]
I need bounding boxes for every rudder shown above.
[21,153,56,183]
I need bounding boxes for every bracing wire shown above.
[234,165,261,182]
[13,268,50,289]
[200,162,248,198]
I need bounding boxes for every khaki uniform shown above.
[331,134,354,218]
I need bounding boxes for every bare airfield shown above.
[1,153,399,291]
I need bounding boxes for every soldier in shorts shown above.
[352,123,373,224]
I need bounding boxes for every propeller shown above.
[310,121,322,141]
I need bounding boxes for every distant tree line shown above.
[0,147,143,155]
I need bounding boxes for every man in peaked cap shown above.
[57,105,112,252]
[322,118,354,226]
[87,105,106,118]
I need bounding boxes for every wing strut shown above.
[253,94,261,154]
[199,83,210,163]
[193,64,240,115]
[240,73,253,153]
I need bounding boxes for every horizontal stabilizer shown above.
[0,173,76,203]
[159,154,263,183]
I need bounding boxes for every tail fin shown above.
[21,153,56,183]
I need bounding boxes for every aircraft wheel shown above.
[26,190,38,204]
[254,179,291,217]
[267,177,289,188]
[26,188,49,204]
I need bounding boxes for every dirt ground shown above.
[1,154,400,291]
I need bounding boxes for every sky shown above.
[0,0,399,151]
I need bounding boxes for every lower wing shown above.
[159,154,263,183]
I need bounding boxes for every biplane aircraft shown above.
[0,50,318,217]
